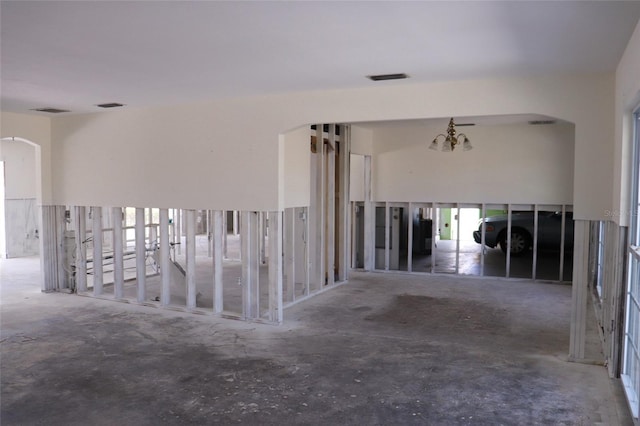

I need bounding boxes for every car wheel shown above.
[499,229,530,256]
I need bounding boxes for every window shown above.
[623,110,640,418]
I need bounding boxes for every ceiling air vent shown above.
[367,73,408,81]
[31,108,70,113]
[97,103,124,108]
[528,120,556,125]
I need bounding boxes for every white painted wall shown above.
[50,104,281,211]
[614,19,640,227]
[1,139,37,199]
[350,154,365,202]
[1,73,617,219]
[371,122,575,204]
[351,125,373,155]
[281,126,310,209]
[0,139,40,257]
[0,112,52,204]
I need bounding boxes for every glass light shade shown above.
[441,140,452,152]
[429,139,439,150]
[463,139,473,151]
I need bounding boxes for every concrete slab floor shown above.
[1,256,633,425]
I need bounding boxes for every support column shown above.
[74,206,87,292]
[186,209,197,310]
[160,208,170,306]
[569,220,590,361]
[135,208,146,303]
[407,203,414,273]
[268,211,284,323]
[213,210,224,314]
[363,155,374,271]
[112,207,124,299]
[92,206,103,296]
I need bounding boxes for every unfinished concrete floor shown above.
[1,256,632,425]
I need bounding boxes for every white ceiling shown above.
[2,1,640,116]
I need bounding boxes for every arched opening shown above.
[0,137,41,259]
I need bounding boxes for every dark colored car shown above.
[473,211,574,256]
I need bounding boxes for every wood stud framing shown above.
[92,206,103,296]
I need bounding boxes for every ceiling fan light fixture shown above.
[428,118,474,153]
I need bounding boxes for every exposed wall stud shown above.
[326,124,336,285]
[160,208,170,306]
[268,211,284,323]
[74,206,87,292]
[241,211,260,319]
[112,207,124,299]
[186,209,196,310]
[135,208,146,302]
[213,210,224,314]
[363,155,373,271]
[92,206,103,296]
[570,220,590,360]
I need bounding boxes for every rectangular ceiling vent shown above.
[31,107,70,113]
[367,73,408,81]
[97,103,124,108]
[528,120,556,125]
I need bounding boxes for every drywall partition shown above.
[274,75,613,221]
[351,125,374,156]
[614,19,640,227]
[281,125,310,209]
[371,122,575,204]
[6,72,612,219]
[51,102,282,211]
